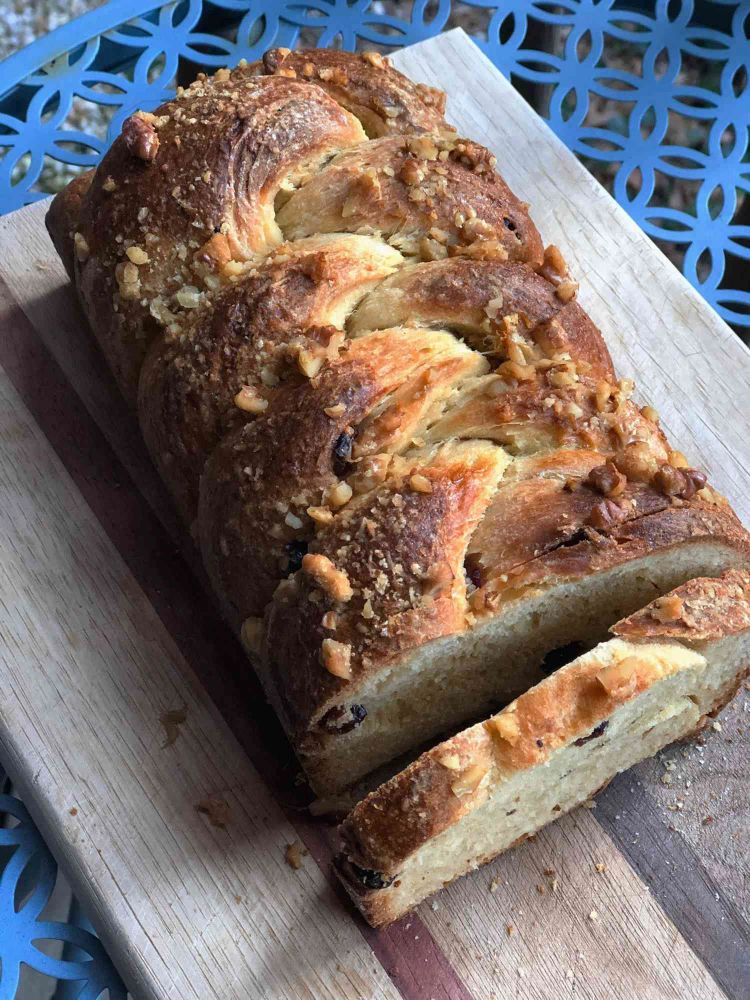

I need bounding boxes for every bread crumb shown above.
[588,910,598,921]
[594,862,607,873]
[196,797,230,828]
[69,807,78,817]
[506,923,514,935]
[285,840,308,870]
[159,705,188,747]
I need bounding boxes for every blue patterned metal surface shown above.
[0,1,748,995]
[0,0,748,324]
[0,787,126,998]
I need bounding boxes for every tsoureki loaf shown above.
[47,46,750,926]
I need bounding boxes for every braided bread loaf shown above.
[47,47,750,924]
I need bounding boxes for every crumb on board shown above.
[160,705,188,747]
[594,862,607,873]
[196,796,230,828]
[69,807,78,816]
[285,840,308,870]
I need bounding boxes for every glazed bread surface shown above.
[46,46,750,925]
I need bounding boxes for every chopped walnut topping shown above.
[596,657,640,697]
[653,464,707,499]
[363,50,387,68]
[297,347,324,379]
[399,157,423,186]
[125,245,149,265]
[321,637,352,679]
[122,114,160,161]
[321,611,338,630]
[541,244,567,280]
[641,404,659,424]
[438,753,461,770]
[307,505,334,526]
[115,260,140,300]
[451,763,489,797]
[240,617,265,657]
[587,461,626,498]
[409,473,433,494]
[555,279,578,303]
[615,442,660,483]
[588,498,627,530]
[175,285,202,309]
[668,450,689,469]
[234,386,268,414]
[102,176,117,192]
[325,480,353,509]
[302,553,353,602]
[651,594,684,623]
[485,711,521,745]
[73,232,89,262]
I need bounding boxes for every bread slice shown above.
[335,571,750,925]
[262,497,749,796]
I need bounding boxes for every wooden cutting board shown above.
[0,29,748,1000]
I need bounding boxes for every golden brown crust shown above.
[263,440,506,735]
[138,234,400,521]
[474,501,750,611]
[45,170,94,281]
[258,48,447,136]
[276,134,543,265]
[72,71,367,400]
[198,327,487,623]
[348,257,613,378]
[614,568,750,641]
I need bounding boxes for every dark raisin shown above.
[333,431,354,477]
[351,864,395,890]
[464,557,482,588]
[284,539,307,575]
[574,720,609,747]
[351,704,367,726]
[536,738,544,748]
[540,641,588,676]
[503,216,517,232]
[318,703,367,734]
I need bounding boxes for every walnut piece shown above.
[586,461,626,498]
[122,114,160,161]
[450,763,489,797]
[485,711,521,745]
[302,553,353,602]
[596,657,640,697]
[588,498,627,530]
[651,594,684,623]
[321,637,352,679]
[653,464,707,499]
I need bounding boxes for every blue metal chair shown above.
[0,1,749,995]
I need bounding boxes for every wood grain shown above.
[0,29,747,1000]
[0,302,399,998]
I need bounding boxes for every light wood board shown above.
[0,29,747,1000]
